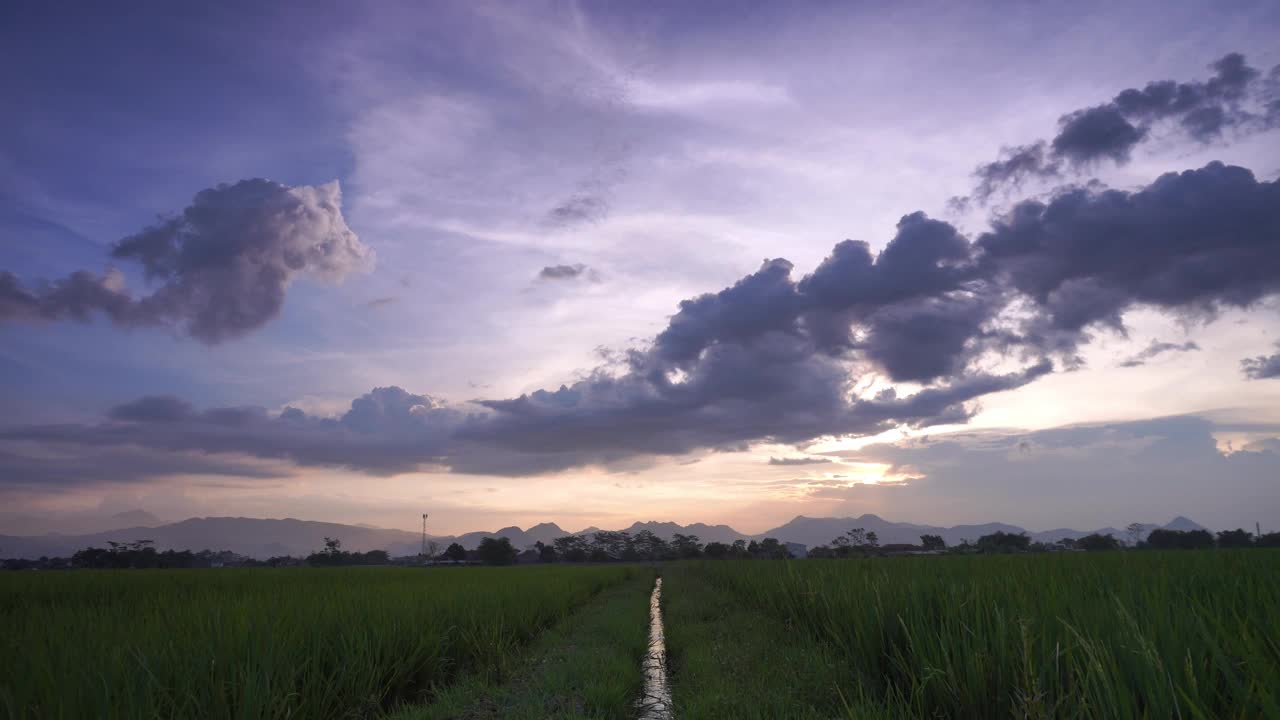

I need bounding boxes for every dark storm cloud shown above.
[970,53,1276,200]
[453,355,1050,474]
[1,387,467,482]
[0,445,289,488]
[1119,340,1200,368]
[977,162,1280,354]
[6,158,1279,479]
[1051,105,1148,165]
[768,456,832,466]
[0,179,370,343]
[857,292,1005,383]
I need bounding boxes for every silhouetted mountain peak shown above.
[1163,516,1206,531]
[0,513,1220,560]
[527,522,565,533]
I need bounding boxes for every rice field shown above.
[0,565,639,720]
[664,550,1280,719]
[8,551,1279,719]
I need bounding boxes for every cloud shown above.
[4,160,1279,479]
[1,387,468,483]
[768,456,833,466]
[0,444,289,489]
[1119,340,1200,368]
[546,193,609,227]
[970,52,1277,201]
[0,179,370,343]
[1051,105,1148,165]
[972,143,1059,202]
[1241,347,1280,380]
[538,263,594,281]
[977,162,1280,357]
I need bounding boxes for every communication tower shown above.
[421,513,430,557]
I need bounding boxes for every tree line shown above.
[429,530,797,566]
[1,537,385,571]
[1,540,302,570]
[800,526,1280,558]
[5,526,1277,571]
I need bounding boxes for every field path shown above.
[636,577,672,719]
[387,570,655,719]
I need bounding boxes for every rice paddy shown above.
[1,565,639,719]
[6,550,1279,719]
[664,550,1280,718]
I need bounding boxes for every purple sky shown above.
[2,1,1280,535]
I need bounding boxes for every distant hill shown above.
[0,517,425,560]
[617,521,749,545]
[0,514,1211,560]
[450,522,571,551]
[762,514,1209,548]
[759,514,1028,548]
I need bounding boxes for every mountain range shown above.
[0,513,1210,560]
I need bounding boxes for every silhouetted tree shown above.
[1125,523,1146,547]
[1078,533,1120,551]
[442,542,467,562]
[865,531,879,549]
[363,549,390,564]
[535,541,557,563]
[1146,529,1214,549]
[1216,528,1254,548]
[806,545,835,559]
[630,530,667,560]
[590,531,630,560]
[919,534,946,551]
[553,535,589,562]
[477,537,517,565]
[703,542,732,559]
[977,531,1030,553]
[754,537,793,559]
[671,533,703,559]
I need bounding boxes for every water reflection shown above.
[637,577,673,719]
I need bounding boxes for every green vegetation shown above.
[0,565,638,720]
[8,546,1279,719]
[665,551,1280,718]
[393,571,654,719]
[663,565,847,719]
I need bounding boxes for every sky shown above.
[2,0,1280,536]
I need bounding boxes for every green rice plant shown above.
[0,565,636,720]
[396,571,654,719]
[671,550,1280,718]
